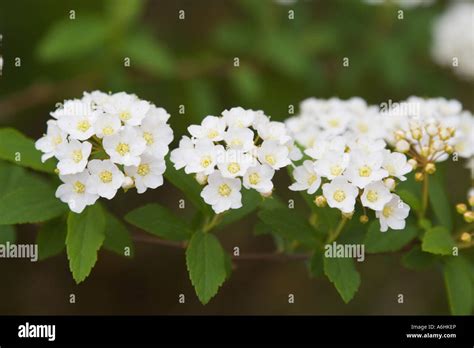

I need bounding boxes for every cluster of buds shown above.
[456,188,474,225]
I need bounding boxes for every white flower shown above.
[217,150,254,178]
[83,90,112,108]
[94,114,121,138]
[104,92,150,126]
[320,110,351,135]
[286,140,303,161]
[382,151,412,181]
[57,102,99,140]
[124,154,166,194]
[139,111,174,158]
[314,152,350,180]
[222,107,255,128]
[289,160,321,194]
[201,172,242,213]
[55,140,92,175]
[56,171,99,213]
[170,136,195,170]
[256,121,291,144]
[185,139,225,175]
[257,140,291,169]
[305,136,346,160]
[344,150,388,188]
[376,194,410,232]
[103,127,146,166]
[243,164,275,194]
[35,120,67,162]
[188,116,226,141]
[322,177,358,213]
[223,127,255,151]
[360,181,392,211]
[86,159,125,199]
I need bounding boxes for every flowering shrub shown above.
[0,93,472,312]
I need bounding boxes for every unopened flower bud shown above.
[420,146,430,157]
[415,172,424,182]
[456,203,467,214]
[395,139,410,153]
[408,158,418,169]
[439,127,450,140]
[444,145,453,154]
[54,168,60,174]
[432,140,444,152]
[314,195,327,207]
[411,129,422,140]
[359,215,369,224]
[394,130,405,141]
[384,178,396,190]
[424,163,436,174]
[122,176,134,190]
[460,232,472,243]
[426,123,438,136]
[463,211,474,223]
[195,173,208,185]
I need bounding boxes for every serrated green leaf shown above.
[324,257,361,303]
[0,225,16,244]
[401,245,437,271]
[0,185,67,225]
[186,230,227,304]
[104,213,134,257]
[125,31,175,77]
[0,128,56,173]
[37,216,67,260]
[258,208,320,247]
[443,257,473,315]
[218,189,262,228]
[422,226,455,256]
[125,203,192,241]
[364,221,418,253]
[37,16,107,62]
[164,156,214,216]
[428,171,452,231]
[66,205,106,283]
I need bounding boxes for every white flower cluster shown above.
[287,97,412,232]
[432,2,474,80]
[35,91,173,213]
[170,107,301,213]
[383,96,474,162]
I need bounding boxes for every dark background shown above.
[0,0,472,314]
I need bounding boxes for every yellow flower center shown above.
[99,170,113,183]
[367,190,378,202]
[207,129,219,139]
[357,122,368,133]
[116,143,130,156]
[230,139,243,147]
[77,120,91,132]
[328,118,340,128]
[249,172,260,185]
[330,165,343,176]
[137,164,150,176]
[358,165,372,177]
[227,162,240,174]
[143,132,154,145]
[265,154,276,166]
[119,111,131,121]
[382,205,393,218]
[73,181,85,194]
[333,189,346,202]
[307,174,318,185]
[200,156,212,168]
[103,126,114,136]
[72,150,83,163]
[53,135,63,145]
[218,183,232,197]
[385,164,396,176]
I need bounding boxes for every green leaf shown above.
[0,128,56,173]
[0,161,30,198]
[0,225,16,244]
[428,171,452,231]
[125,203,192,241]
[37,16,107,62]
[37,217,67,260]
[66,205,106,283]
[422,226,455,256]
[106,0,143,26]
[125,31,175,77]
[258,208,320,248]
[397,189,421,214]
[364,221,418,253]
[165,156,213,216]
[0,185,67,225]
[186,231,227,304]
[104,213,134,257]
[218,189,262,228]
[308,251,324,278]
[401,245,437,271]
[324,257,361,303]
[443,257,473,315]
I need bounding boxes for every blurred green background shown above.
[0,0,472,314]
